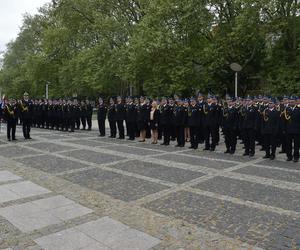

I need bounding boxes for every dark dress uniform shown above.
[284,106,300,162]
[241,105,258,156]
[80,104,87,130]
[261,108,280,159]
[3,103,18,141]
[175,105,187,147]
[86,103,93,130]
[197,101,205,143]
[48,103,54,129]
[20,100,33,139]
[222,106,238,154]
[188,105,200,149]
[203,103,219,151]
[97,104,107,136]
[126,103,137,140]
[108,104,117,138]
[115,103,126,139]
[159,104,173,145]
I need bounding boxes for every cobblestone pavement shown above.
[0,122,299,250]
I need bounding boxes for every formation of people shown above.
[0,92,299,163]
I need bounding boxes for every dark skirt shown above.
[150,120,158,130]
[138,121,148,131]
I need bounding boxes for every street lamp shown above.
[230,63,242,98]
[45,81,51,99]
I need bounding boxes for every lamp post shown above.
[45,81,50,99]
[230,63,242,98]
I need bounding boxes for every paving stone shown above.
[64,139,111,147]
[35,134,69,140]
[0,146,39,157]
[16,155,89,174]
[258,159,300,170]
[0,170,22,183]
[75,217,160,250]
[0,181,50,203]
[106,145,162,156]
[134,143,188,152]
[104,228,160,250]
[156,154,236,170]
[183,150,252,162]
[111,160,205,184]
[34,228,105,250]
[0,196,93,233]
[60,150,126,165]
[63,168,169,202]
[75,217,130,243]
[25,142,75,153]
[235,165,300,184]
[144,190,295,249]
[193,176,300,212]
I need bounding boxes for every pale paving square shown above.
[0,170,22,183]
[0,195,93,233]
[0,181,50,203]
[35,217,160,250]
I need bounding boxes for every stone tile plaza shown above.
[0,123,298,250]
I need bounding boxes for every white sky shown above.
[0,0,50,53]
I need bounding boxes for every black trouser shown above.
[7,120,16,140]
[280,132,287,152]
[176,126,185,146]
[286,133,300,159]
[171,125,176,140]
[87,115,92,129]
[75,118,80,129]
[162,124,171,144]
[204,126,218,149]
[116,120,125,138]
[98,119,106,136]
[197,124,204,143]
[22,119,31,139]
[243,128,256,154]
[109,120,116,137]
[127,121,135,140]
[69,118,75,132]
[81,116,87,129]
[263,134,277,156]
[224,129,237,152]
[190,126,199,149]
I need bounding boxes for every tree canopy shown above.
[0,0,300,98]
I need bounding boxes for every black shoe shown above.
[263,155,270,159]
[203,148,210,151]
[224,150,230,154]
[279,151,286,154]
[230,150,235,155]
[28,137,32,139]
[7,138,11,141]
[189,146,194,149]
[294,158,299,163]
[287,157,293,162]
[249,153,255,157]
[193,147,198,150]
[210,148,215,152]
[243,152,249,156]
[164,143,170,146]
[270,155,275,160]
[175,145,180,147]
[12,138,17,141]
[179,145,185,147]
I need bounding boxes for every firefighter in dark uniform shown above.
[159,97,172,146]
[125,97,137,140]
[20,92,33,139]
[108,98,117,138]
[188,97,200,149]
[48,99,54,129]
[284,97,300,162]
[174,99,186,147]
[97,97,107,137]
[115,96,126,139]
[80,100,87,130]
[241,97,258,157]
[3,98,18,141]
[203,95,219,151]
[169,98,176,141]
[261,98,280,160]
[86,99,93,130]
[197,93,205,144]
[222,98,238,154]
